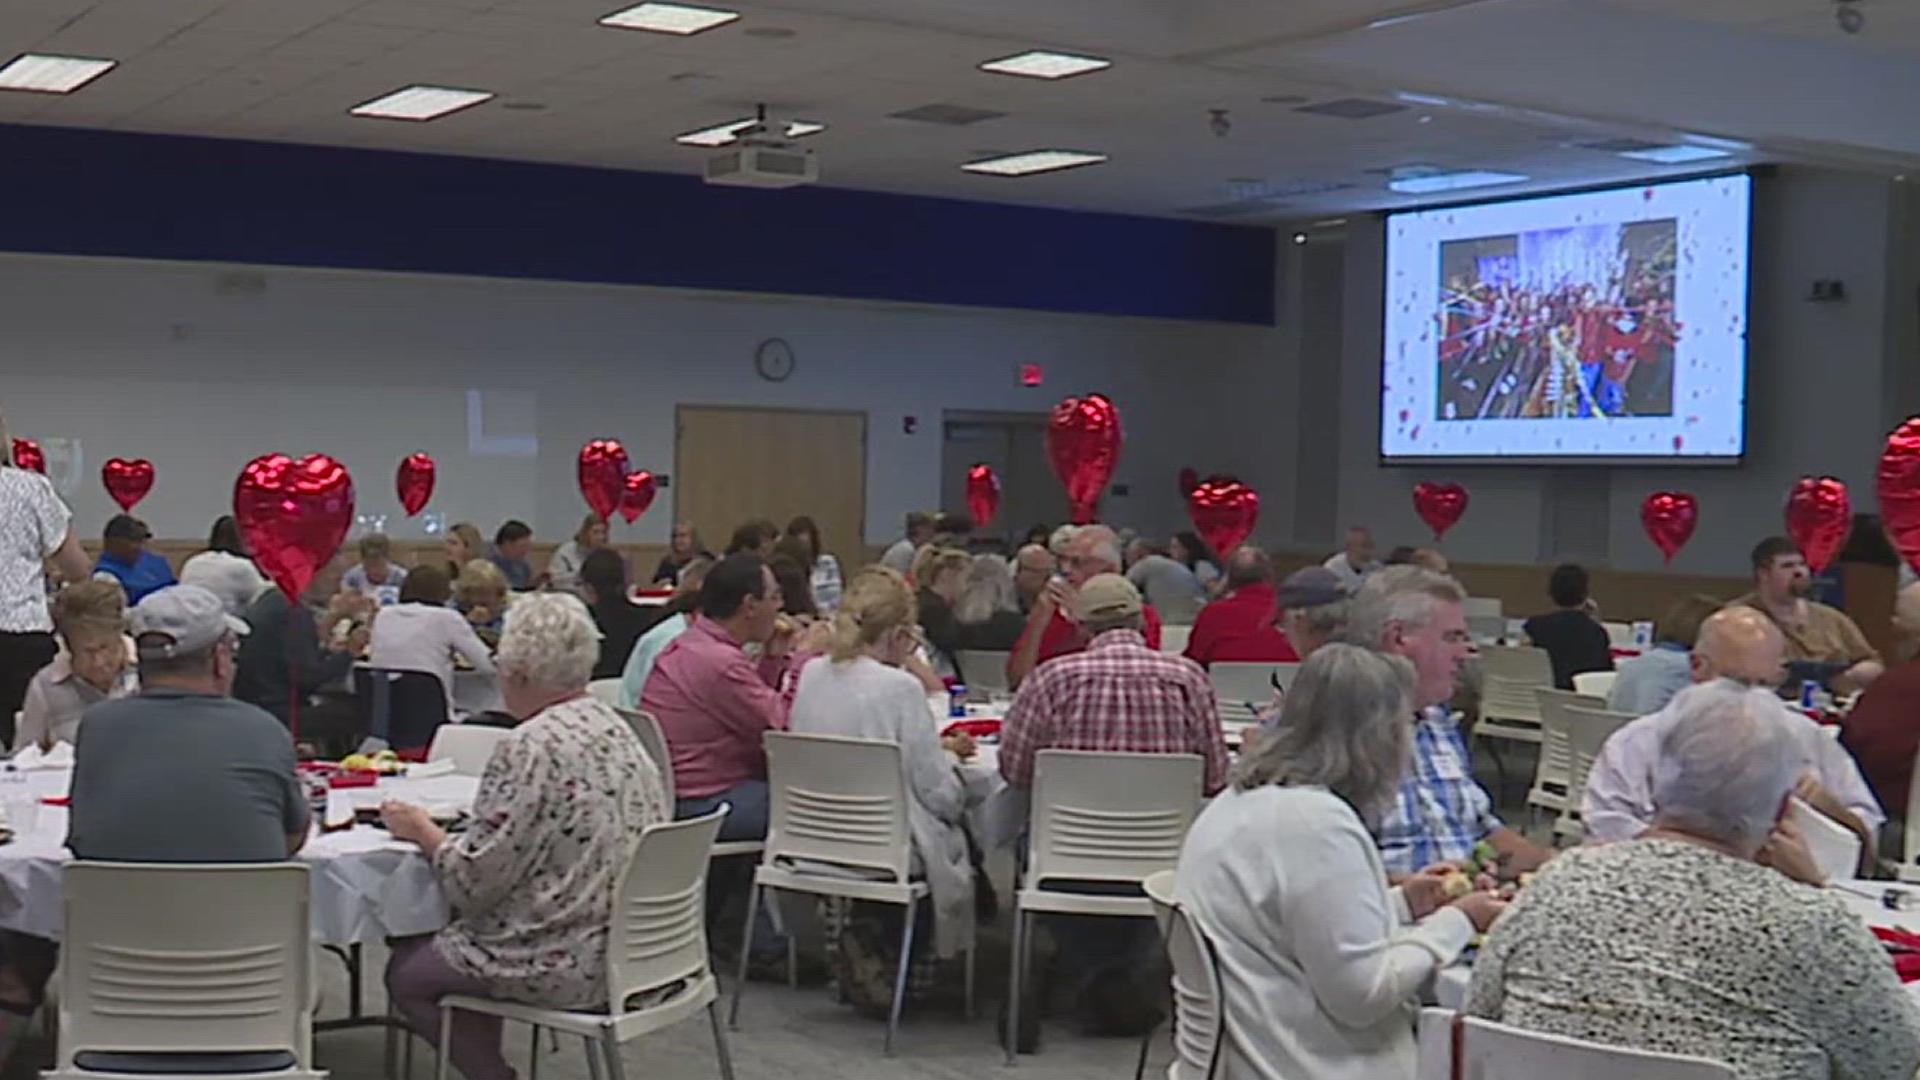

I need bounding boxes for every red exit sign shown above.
[1019,363,1044,387]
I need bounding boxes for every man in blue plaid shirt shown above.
[1347,567,1553,877]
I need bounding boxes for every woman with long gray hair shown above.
[1174,644,1505,1080]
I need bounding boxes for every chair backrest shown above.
[1159,624,1192,655]
[1601,621,1634,648]
[588,678,624,708]
[1570,671,1617,699]
[1785,795,1862,884]
[763,731,912,882]
[1531,688,1603,791]
[604,807,728,1011]
[1906,742,1920,869]
[618,708,676,807]
[1027,749,1203,888]
[60,863,313,1065]
[1143,870,1223,1080]
[955,650,1011,694]
[1416,1009,1455,1080]
[1456,1015,1736,1078]
[1208,662,1298,709]
[353,666,449,750]
[1478,646,1553,720]
[1560,705,1638,828]
[426,723,510,777]
[1462,597,1504,620]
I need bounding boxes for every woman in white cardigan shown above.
[1175,644,1508,1080]
[788,565,969,1006]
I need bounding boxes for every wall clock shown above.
[755,338,795,382]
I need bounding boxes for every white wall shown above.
[1270,166,1909,573]
[0,252,1278,547]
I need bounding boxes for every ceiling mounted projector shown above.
[696,103,822,188]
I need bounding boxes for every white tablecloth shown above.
[0,768,478,946]
[1432,877,1920,1008]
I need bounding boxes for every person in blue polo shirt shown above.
[93,514,175,605]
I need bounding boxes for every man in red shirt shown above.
[1841,583,1920,855]
[1183,546,1298,669]
[1006,524,1161,689]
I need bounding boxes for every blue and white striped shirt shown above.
[1375,707,1502,874]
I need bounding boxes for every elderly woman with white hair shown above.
[1468,682,1920,1080]
[381,592,668,1080]
[1176,644,1505,1080]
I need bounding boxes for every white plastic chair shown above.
[1462,597,1504,620]
[1416,1008,1454,1080]
[618,708,764,862]
[437,808,734,1080]
[1601,621,1635,649]
[1555,704,1637,841]
[1207,663,1298,713]
[51,863,323,1080]
[1571,671,1617,699]
[954,650,1011,694]
[587,679,624,708]
[1446,1013,1736,1078]
[1527,688,1602,822]
[1475,646,1553,745]
[425,724,509,777]
[1006,750,1204,1066]
[1138,870,1223,1080]
[729,732,974,1055]
[1905,744,1920,874]
[1159,624,1191,655]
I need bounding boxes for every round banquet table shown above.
[0,767,477,946]
[1431,877,1920,1009]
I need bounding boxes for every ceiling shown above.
[0,0,1912,222]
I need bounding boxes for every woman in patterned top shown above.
[382,592,668,1080]
[1466,682,1920,1080]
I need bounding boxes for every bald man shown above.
[1007,525,1163,688]
[1839,583,1920,847]
[1582,607,1884,865]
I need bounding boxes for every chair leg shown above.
[434,1005,452,1080]
[884,895,919,1057]
[529,1022,541,1080]
[1004,908,1026,1067]
[383,1006,400,1080]
[728,883,764,1029]
[963,944,977,1022]
[583,1034,604,1080]
[601,1028,629,1080]
[786,923,799,991]
[707,1000,737,1080]
[1133,1020,1157,1080]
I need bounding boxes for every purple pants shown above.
[385,937,515,1080]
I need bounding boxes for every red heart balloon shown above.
[10,439,44,474]
[1188,478,1260,558]
[1046,393,1122,524]
[396,453,435,517]
[1785,476,1851,574]
[101,457,155,512]
[577,439,630,521]
[620,470,657,524]
[1412,481,1469,539]
[966,464,1001,529]
[1640,491,1698,564]
[1878,418,1920,575]
[1177,467,1199,498]
[233,453,355,601]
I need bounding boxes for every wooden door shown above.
[674,406,868,571]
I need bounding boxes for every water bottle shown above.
[1799,679,1820,711]
[949,684,969,718]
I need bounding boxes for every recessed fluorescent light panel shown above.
[675,118,754,146]
[962,150,1107,177]
[0,53,116,94]
[1387,169,1527,194]
[783,120,826,138]
[599,2,740,34]
[1618,144,1733,164]
[979,50,1111,79]
[350,85,493,121]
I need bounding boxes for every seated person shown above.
[93,514,175,605]
[488,520,536,591]
[341,532,408,606]
[1350,568,1552,876]
[1274,567,1348,660]
[953,553,1028,656]
[367,564,494,719]
[911,546,970,677]
[1009,526,1162,689]
[578,548,656,680]
[381,594,668,1080]
[1842,582,1920,847]
[1182,545,1298,669]
[1012,544,1055,615]
[618,556,712,709]
[1607,593,1720,715]
[1585,607,1885,867]
[177,515,268,617]
[1322,525,1381,593]
[15,581,136,752]
[1737,535,1883,694]
[789,567,963,1011]
[1179,645,1503,1080]
[1469,682,1920,1079]
[232,567,370,749]
[1521,563,1613,689]
[455,559,511,646]
[1124,538,1206,625]
[651,521,711,586]
[545,514,607,596]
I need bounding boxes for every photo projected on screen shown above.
[1381,174,1751,464]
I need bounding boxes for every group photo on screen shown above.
[1434,218,1678,423]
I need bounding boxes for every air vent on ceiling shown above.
[1260,93,1310,105]
[1224,179,1355,200]
[1569,137,1665,153]
[888,103,1007,126]
[1179,201,1291,219]
[1294,97,1407,120]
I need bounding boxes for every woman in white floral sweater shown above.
[383,592,668,1080]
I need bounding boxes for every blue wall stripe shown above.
[0,123,1275,325]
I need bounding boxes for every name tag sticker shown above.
[1432,754,1466,781]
